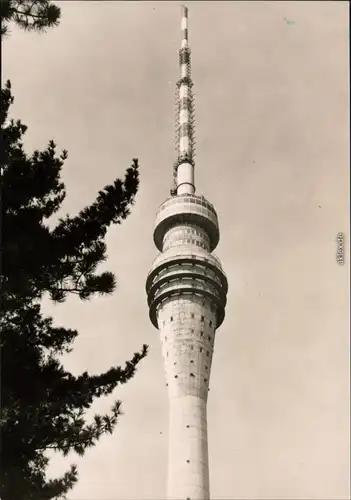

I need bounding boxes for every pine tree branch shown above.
[1,67,147,500]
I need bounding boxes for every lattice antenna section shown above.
[171,5,196,196]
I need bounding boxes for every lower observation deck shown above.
[146,246,228,330]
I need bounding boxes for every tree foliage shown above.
[0,0,61,36]
[0,81,148,499]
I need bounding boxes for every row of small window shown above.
[160,206,216,223]
[153,280,221,303]
[158,284,221,301]
[173,374,208,381]
[163,238,208,248]
[184,227,208,238]
[165,349,211,357]
[179,239,207,247]
[164,227,208,239]
[169,314,212,325]
[156,266,218,282]
[163,240,207,250]
[163,231,206,240]
[164,334,212,342]
[153,270,222,293]
[159,197,216,214]
[154,264,192,282]
[166,295,208,307]
[155,275,216,298]
[156,289,219,310]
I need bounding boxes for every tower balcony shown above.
[146,246,228,330]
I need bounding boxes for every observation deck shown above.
[153,193,220,252]
[146,194,228,330]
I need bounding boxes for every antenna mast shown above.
[172,5,196,196]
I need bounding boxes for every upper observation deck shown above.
[153,194,220,252]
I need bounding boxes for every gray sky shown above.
[3,1,349,499]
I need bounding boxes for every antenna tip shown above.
[181,5,188,17]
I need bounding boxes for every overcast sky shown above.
[3,1,350,499]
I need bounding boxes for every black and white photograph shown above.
[1,1,349,499]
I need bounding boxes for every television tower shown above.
[146,6,228,499]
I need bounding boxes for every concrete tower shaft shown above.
[146,194,227,500]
